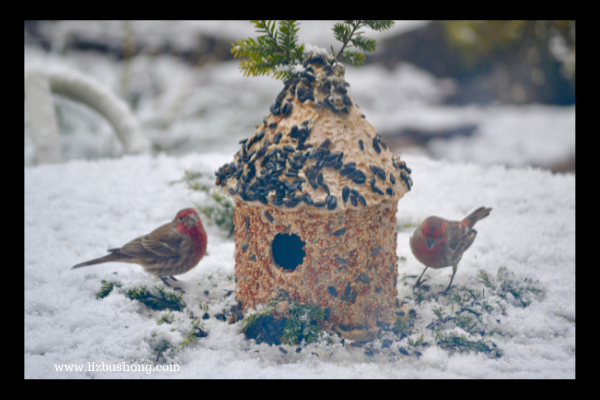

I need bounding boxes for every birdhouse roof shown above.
[216,52,413,212]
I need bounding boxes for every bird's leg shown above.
[442,265,458,294]
[169,276,178,281]
[414,267,428,288]
[161,276,185,293]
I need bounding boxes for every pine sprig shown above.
[232,20,304,80]
[351,35,377,52]
[365,20,395,32]
[331,20,394,65]
[232,20,394,79]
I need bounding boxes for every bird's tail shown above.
[71,252,123,269]
[461,207,492,228]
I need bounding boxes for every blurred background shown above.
[24,20,575,172]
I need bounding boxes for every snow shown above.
[25,153,575,378]
[24,45,574,170]
[33,21,428,56]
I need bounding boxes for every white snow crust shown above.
[25,153,574,378]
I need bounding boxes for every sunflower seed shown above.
[264,211,274,223]
[327,286,338,297]
[342,186,350,202]
[372,138,381,154]
[326,195,337,210]
[284,198,300,208]
[332,228,346,236]
[358,194,366,206]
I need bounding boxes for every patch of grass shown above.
[150,317,207,362]
[157,312,175,325]
[94,279,209,363]
[479,267,545,307]
[435,330,501,358]
[281,302,325,345]
[180,319,208,349]
[126,285,186,311]
[240,295,326,346]
[454,314,478,333]
[150,334,173,363]
[431,305,446,320]
[408,334,424,346]
[401,267,546,358]
[96,280,122,299]
[394,317,411,337]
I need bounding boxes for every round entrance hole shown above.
[272,233,306,271]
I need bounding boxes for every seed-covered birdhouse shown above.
[216,51,413,341]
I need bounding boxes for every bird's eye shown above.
[179,216,183,222]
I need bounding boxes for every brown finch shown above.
[410,207,492,293]
[72,209,207,284]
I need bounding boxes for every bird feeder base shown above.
[233,200,402,338]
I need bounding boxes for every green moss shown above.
[240,296,326,346]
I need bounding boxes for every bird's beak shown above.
[186,213,199,227]
[425,237,435,250]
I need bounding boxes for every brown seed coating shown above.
[217,54,412,212]
[233,200,401,333]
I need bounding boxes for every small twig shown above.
[335,20,364,61]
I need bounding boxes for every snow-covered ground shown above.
[25,153,575,378]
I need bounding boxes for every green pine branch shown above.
[232,20,394,79]
[331,20,394,66]
[232,20,304,80]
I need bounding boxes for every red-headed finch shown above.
[72,209,207,284]
[410,207,492,293]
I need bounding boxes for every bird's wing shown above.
[448,224,477,265]
[140,235,183,257]
[119,224,184,258]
